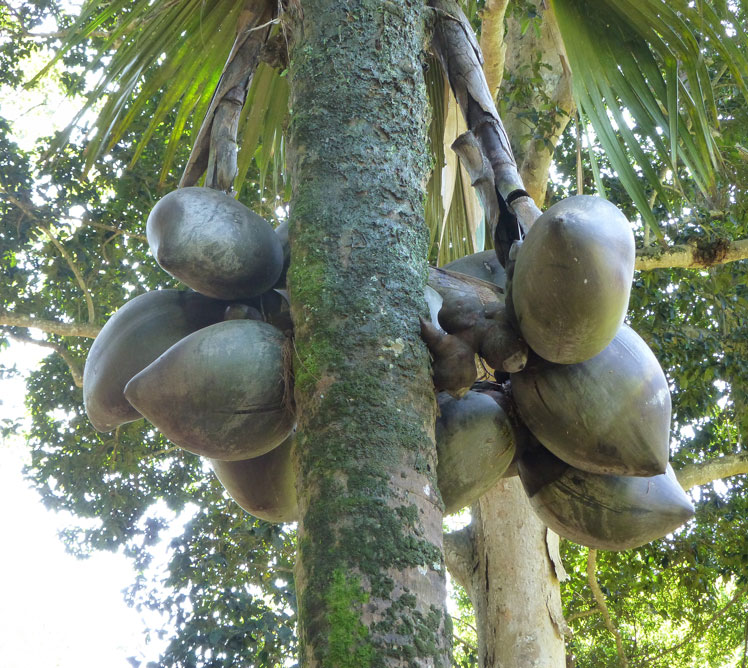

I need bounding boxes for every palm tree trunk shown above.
[286,0,451,664]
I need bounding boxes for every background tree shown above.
[3,0,748,666]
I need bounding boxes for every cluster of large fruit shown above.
[83,187,299,522]
[83,187,694,550]
[428,195,694,551]
[83,187,514,523]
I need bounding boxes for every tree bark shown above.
[450,479,568,668]
[478,0,510,100]
[430,0,540,252]
[0,311,101,338]
[676,454,748,490]
[502,0,573,206]
[586,549,629,668]
[287,0,450,665]
[3,330,83,388]
[635,238,748,271]
[180,0,274,189]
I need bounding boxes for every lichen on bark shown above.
[286,0,451,665]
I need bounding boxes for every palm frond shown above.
[233,63,288,201]
[31,0,255,178]
[550,0,748,238]
[425,58,485,266]
[425,55,448,262]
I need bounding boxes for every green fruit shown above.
[83,290,227,432]
[273,219,290,289]
[212,388,517,520]
[511,195,635,364]
[124,320,295,460]
[512,325,670,476]
[436,390,516,514]
[147,187,284,299]
[420,318,477,398]
[428,267,503,334]
[210,435,298,523]
[518,443,694,551]
[427,267,527,373]
[443,250,506,290]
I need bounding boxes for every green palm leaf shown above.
[550,0,748,239]
[30,0,253,179]
[233,63,289,203]
[34,0,747,261]
[32,0,483,257]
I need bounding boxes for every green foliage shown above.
[450,581,478,667]
[133,509,297,667]
[30,0,249,179]
[1,8,299,664]
[0,1,60,86]
[551,0,748,238]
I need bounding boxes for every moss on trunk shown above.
[287,0,451,665]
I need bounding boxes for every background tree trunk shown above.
[473,481,567,667]
[446,480,568,667]
[501,0,573,206]
[287,0,451,664]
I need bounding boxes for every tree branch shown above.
[676,454,748,491]
[566,607,601,623]
[3,188,145,242]
[143,446,180,459]
[518,56,573,205]
[503,1,574,205]
[642,166,670,247]
[86,221,147,242]
[449,617,478,653]
[478,0,509,100]
[39,225,96,323]
[587,548,629,668]
[3,330,83,388]
[2,189,39,217]
[444,524,475,590]
[431,0,542,240]
[3,188,104,323]
[0,311,100,338]
[635,238,748,271]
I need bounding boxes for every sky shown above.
[0,344,161,667]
